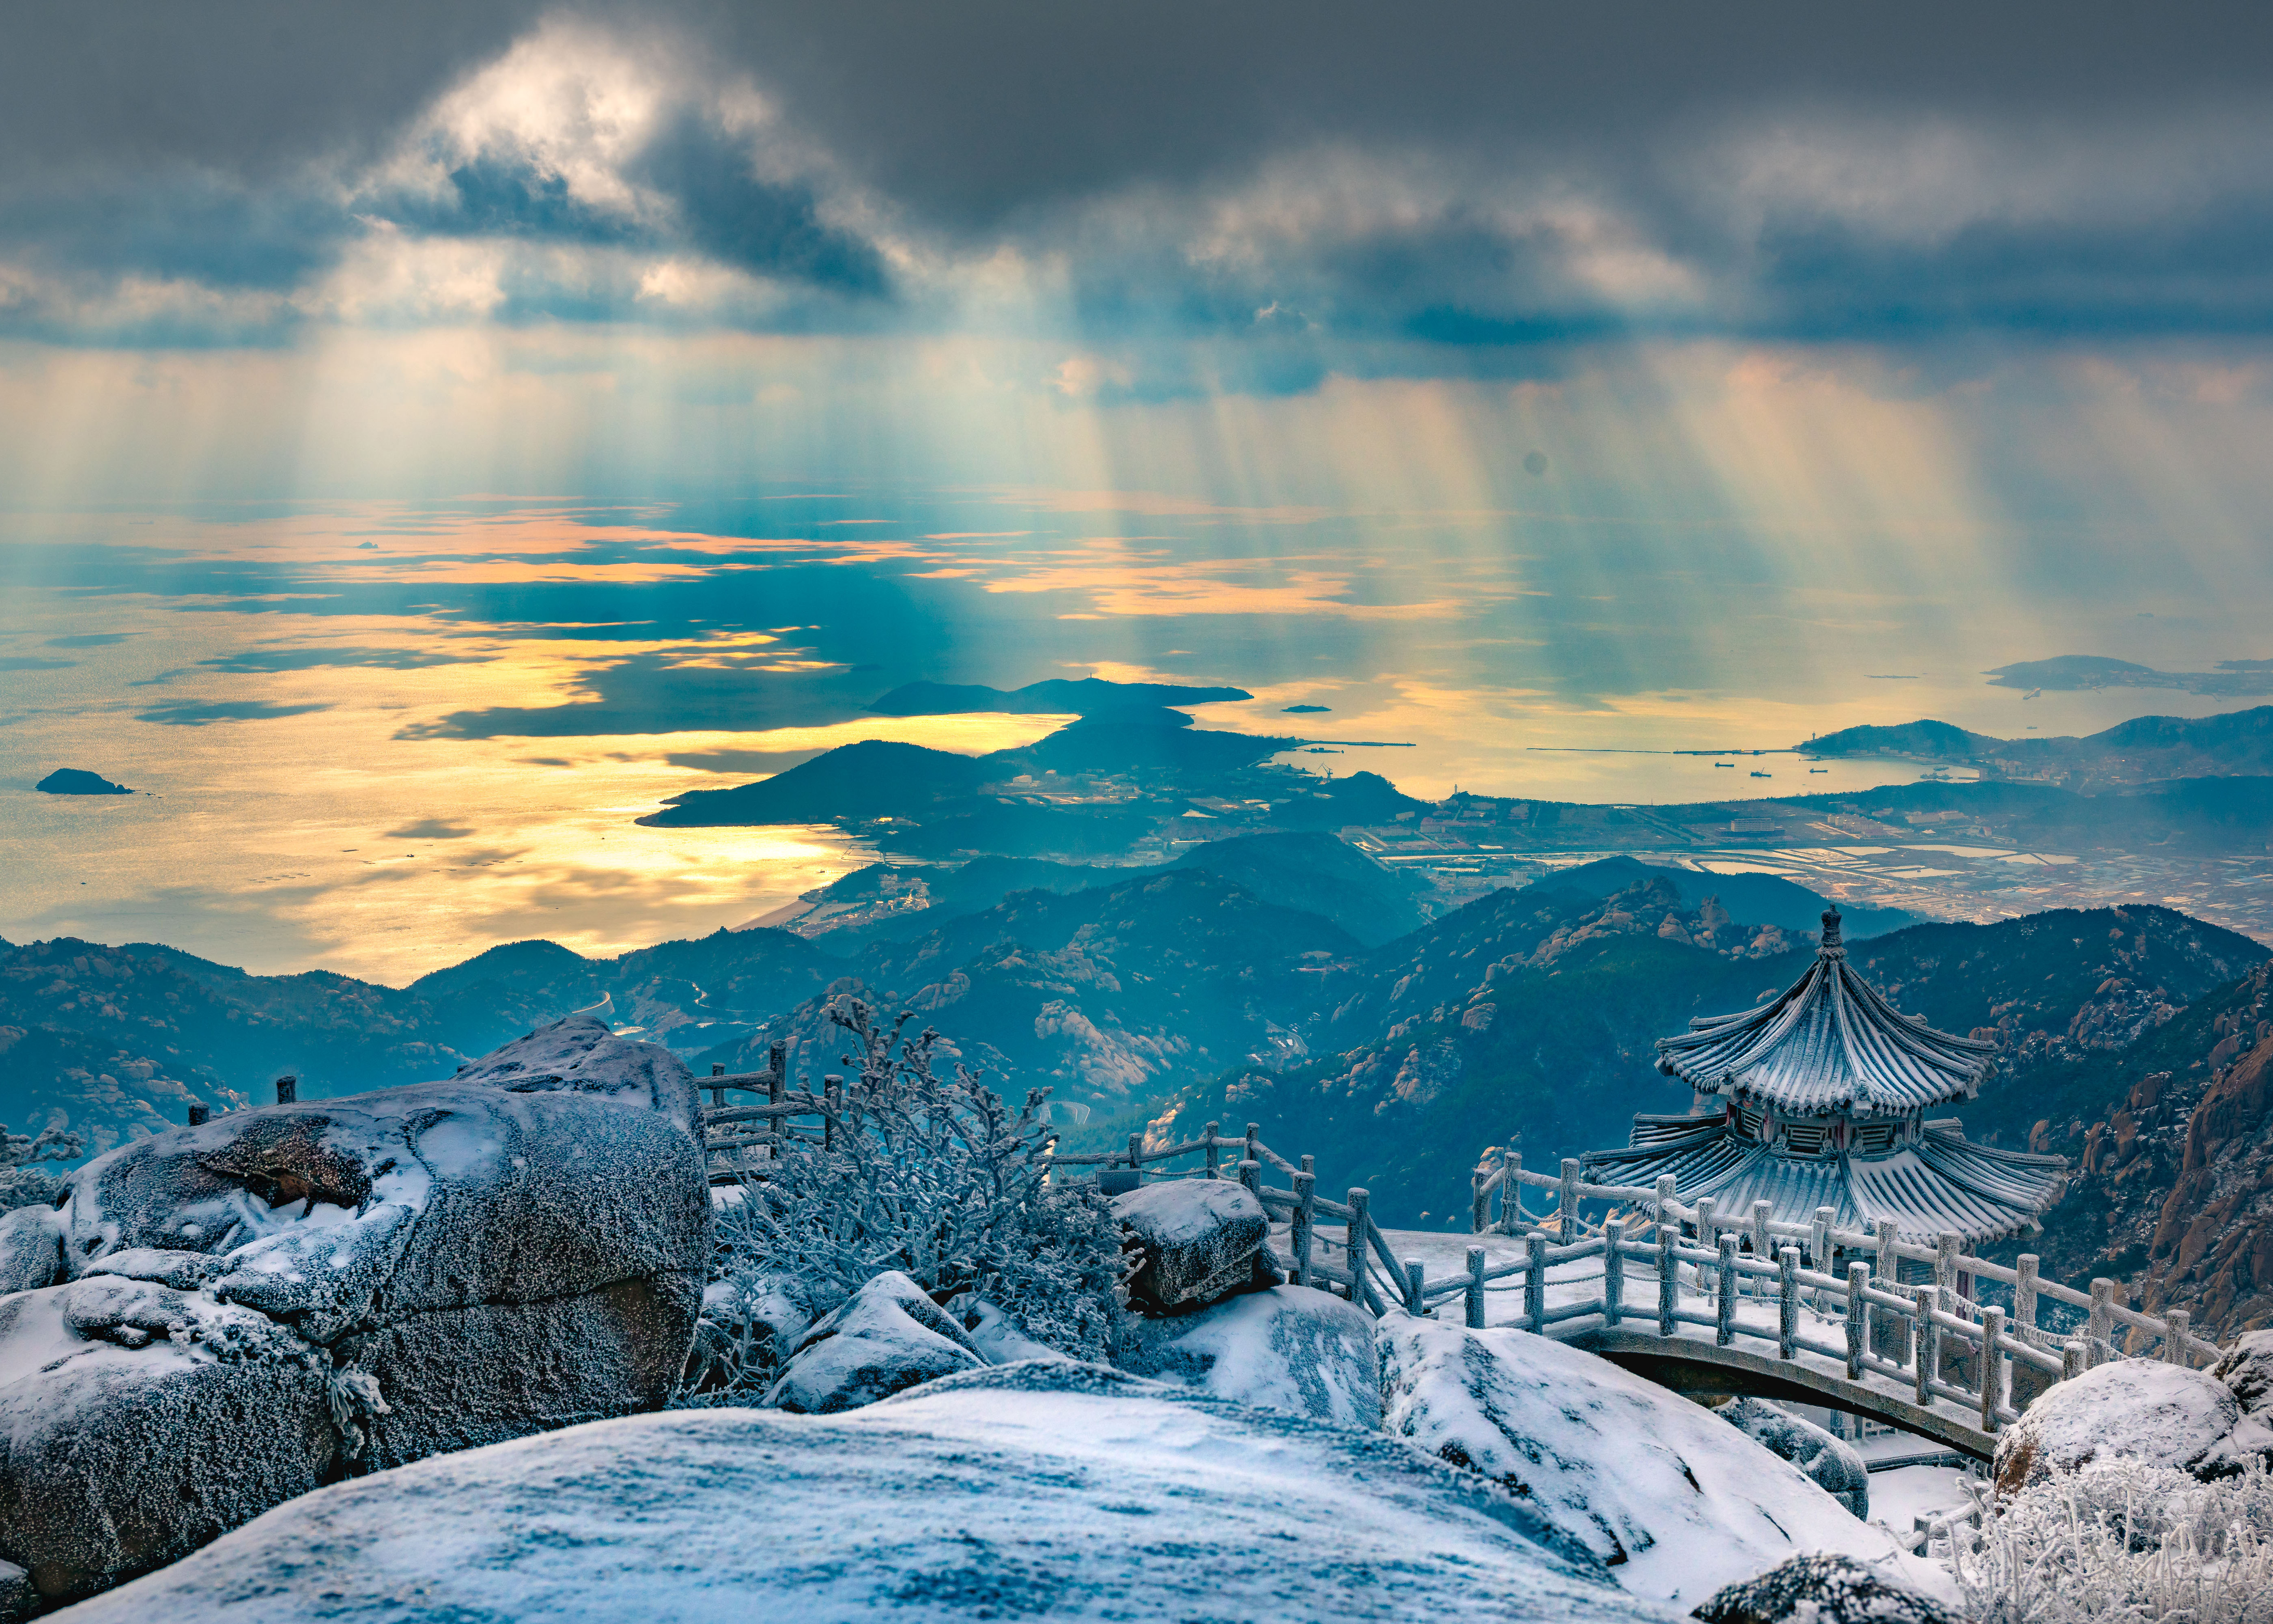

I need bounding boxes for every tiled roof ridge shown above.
[1654,906,1993,1114]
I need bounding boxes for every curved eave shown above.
[1584,1121,2068,1247]
[1655,950,1994,1115]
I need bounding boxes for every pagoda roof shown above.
[1655,908,1993,1115]
[1581,1115,2067,1245]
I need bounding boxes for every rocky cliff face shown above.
[2139,962,2273,1335]
[2014,961,2273,1339]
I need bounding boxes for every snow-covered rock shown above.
[1377,1314,1937,1608]
[0,1208,61,1296]
[762,1270,984,1413]
[0,1014,708,1615]
[1993,1358,2240,1495]
[958,1296,1076,1365]
[56,1363,1678,1624]
[2213,1329,2273,1415]
[1117,1284,1380,1427]
[2210,1330,2273,1469]
[1693,1553,1959,1624]
[1718,1398,1870,1519]
[1111,1178,1271,1314]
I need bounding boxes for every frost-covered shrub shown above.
[715,998,1129,1363]
[0,1119,83,1212]
[1948,1458,2273,1624]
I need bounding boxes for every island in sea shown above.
[34,769,131,796]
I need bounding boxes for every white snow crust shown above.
[1110,1178,1261,1247]
[59,1364,1681,1624]
[1378,1313,1946,1608]
[1119,1284,1380,1427]
[1994,1357,2241,1488]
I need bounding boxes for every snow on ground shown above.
[1868,1464,1976,1538]
[58,1363,1686,1624]
[1378,1314,1956,1610]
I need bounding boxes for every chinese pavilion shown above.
[1582,907,2067,1245]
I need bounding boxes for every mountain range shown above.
[11,831,2267,1259]
[1805,705,2273,788]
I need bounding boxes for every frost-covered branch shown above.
[1946,1460,2273,1624]
[710,995,1128,1375]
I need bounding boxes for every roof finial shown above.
[1819,905,1843,952]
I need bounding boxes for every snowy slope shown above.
[58,1363,1684,1624]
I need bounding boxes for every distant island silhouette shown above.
[35,769,131,796]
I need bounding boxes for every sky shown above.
[6,3,2273,982]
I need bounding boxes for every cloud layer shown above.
[9,3,2273,371]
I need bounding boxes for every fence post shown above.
[1778,1247,1799,1361]
[187,1103,210,1126]
[768,1047,786,1108]
[1404,1259,1426,1316]
[1291,1170,1316,1286]
[1657,1211,1677,1336]
[2087,1279,2114,1366]
[1694,1197,1716,1301]
[1750,1201,1772,1299]
[1603,1219,1625,1328]
[1716,1234,1738,1346]
[1526,1231,1548,1333]
[709,1062,727,1109]
[1935,1232,1960,1296]
[2062,1340,2085,1382]
[275,1075,297,1105]
[2163,1309,2190,1366]
[1464,1246,1486,1329]
[2015,1254,2040,1335]
[1810,1206,1834,1309]
[1655,1175,1678,1235]
[1472,1164,1490,1234]
[1128,1132,1145,1175]
[1204,1122,1220,1178]
[1347,1189,1373,1311]
[1238,1158,1260,1198]
[1560,1159,1581,1243]
[1874,1219,1898,1285]
[1980,1306,2006,1433]
[1245,1122,1260,1169]
[1915,1286,1938,1406]
[822,1075,842,1150]
[1846,1262,1869,1380]
[1500,1150,1523,1234]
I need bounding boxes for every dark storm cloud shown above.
[9,3,2273,353]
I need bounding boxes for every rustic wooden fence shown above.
[695,1069,2221,1442]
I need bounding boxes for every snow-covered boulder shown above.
[2210,1330,2273,1469]
[1111,1178,1272,1314]
[1993,1358,2239,1495]
[1693,1553,1959,1624]
[762,1270,984,1413]
[1378,1314,1935,1608]
[0,1014,708,1615]
[0,1209,62,1296]
[1718,1398,1869,1519]
[1117,1284,1380,1427]
[54,1363,1677,1624]
[2214,1329,2273,1412]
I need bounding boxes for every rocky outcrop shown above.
[1692,1554,1958,1624]
[52,1363,1665,1624]
[1377,1314,1931,1607]
[1112,1179,1275,1314]
[1116,1285,1380,1427]
[762,1271,984,1414]
[2140,970,2273,1335]
[0,1014,708,1616]
[1992,1359,2239,1494]
[1716,1399,1868,1519]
